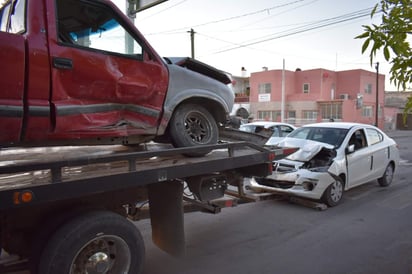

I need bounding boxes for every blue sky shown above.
[116,0,398,90]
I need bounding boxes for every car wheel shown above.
[321,178,344,207]
[377,163,394,187]
[170,103,218,156]
[38,211,145,274]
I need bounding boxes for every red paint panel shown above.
[0,32,25,143]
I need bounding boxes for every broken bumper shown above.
[249,168,335,200]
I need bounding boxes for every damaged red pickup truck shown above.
[0,0,234,155]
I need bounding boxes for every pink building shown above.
[249,68,385,128]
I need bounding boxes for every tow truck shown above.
[0,140,297,273]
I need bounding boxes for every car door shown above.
[346,128,373,188]
[47,0,168,140]
[365,128,389,180]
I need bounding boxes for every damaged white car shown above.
[250,122,400,206]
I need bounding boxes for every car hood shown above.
[164,57,232,85]
[277,138,335,162]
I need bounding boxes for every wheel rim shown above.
[184,112,212,143]
[385,165,394,184]
[70,235,131,274]
[329,180,343,203]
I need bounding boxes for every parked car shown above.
[249,122,400,206]
[239,122,296,146]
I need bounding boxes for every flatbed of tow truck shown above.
[0,141,299,273]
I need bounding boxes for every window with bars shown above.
[320,103,342,119]
[362,106,373,117]
[257,111,280,121]
[302,110,318,119]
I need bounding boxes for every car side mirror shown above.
[346,144,355,154]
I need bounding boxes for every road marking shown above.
[399,159,412,166]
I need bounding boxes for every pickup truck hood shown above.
[164,57,232,85]
[277,138,335,162]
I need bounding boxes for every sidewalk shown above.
[385,129,412,139]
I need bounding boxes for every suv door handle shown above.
[53,57,73,70]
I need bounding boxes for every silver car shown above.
[239,122,296,146]
[249,122,400,206]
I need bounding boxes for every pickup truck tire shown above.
[38,211,144,274]
[170,103,218,156]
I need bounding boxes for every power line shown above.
[145,0,308,35]
[211,7,378,54]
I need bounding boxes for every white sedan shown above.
[239,121,296,146]
[249,122,400,207]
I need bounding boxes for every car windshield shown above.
[287,127,349,148]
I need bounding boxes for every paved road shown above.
[5,131,412,274]
[138,131,412,274]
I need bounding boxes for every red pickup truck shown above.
[0,0,234,155]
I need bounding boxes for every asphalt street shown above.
[139,130,412,274]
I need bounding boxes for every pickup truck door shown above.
[0,32,25,143]
[47,0,168,141]
[0,0,28,144]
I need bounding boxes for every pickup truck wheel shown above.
[38,211,144,274]
[170,104,218,156]
[321,178,344,207]
[377,163,394,187]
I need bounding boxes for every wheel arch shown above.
[161,95,229,138]
[339,173,347,189]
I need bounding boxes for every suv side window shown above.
[56,0,143,59]
[1,0,26,33]
[0,3,11,31]
[9,0,25,33]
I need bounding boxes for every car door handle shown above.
[53,57,73,70]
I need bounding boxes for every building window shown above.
[364,83,372,94]
[258,83,271,94]
[303,83,310,93]
[257,111,280,121]
[302,110,318,120]
[320,103,342,119]
[288,111,296,119]
[362,106,373,117]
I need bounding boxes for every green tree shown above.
[356,0,412,116]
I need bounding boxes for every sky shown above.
[115,0,399,91]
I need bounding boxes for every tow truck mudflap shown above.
[148,181,185,257]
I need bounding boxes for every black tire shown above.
[321,178,344,207]
[169,103,218,156]
[378,163,394,187]
[38,211,145,274]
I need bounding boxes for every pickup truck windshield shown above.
[57,0,143,57]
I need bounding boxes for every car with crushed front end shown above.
[249,122,400,206]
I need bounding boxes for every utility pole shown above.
[188,28,195,59]
[375,62,379,127]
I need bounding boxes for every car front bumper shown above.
[249,168,336,200]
